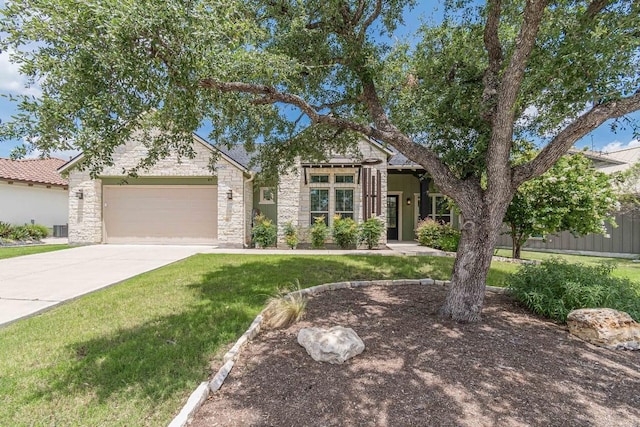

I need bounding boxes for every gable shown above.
[60,133,249,177]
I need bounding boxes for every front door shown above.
[386,195,399,240]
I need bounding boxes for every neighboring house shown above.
[0,157,69,231]
[61,132,457,246]
[497,146,640,255]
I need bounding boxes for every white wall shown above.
[0,182,69,228]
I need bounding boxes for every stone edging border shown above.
[168,278,510,427]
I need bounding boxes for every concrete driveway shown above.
[0,244,207,327]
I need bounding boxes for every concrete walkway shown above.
[0,241,445,328]
[0,245,206,327]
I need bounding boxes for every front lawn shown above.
[494,248,640,282]
[0,254,515,426]
[0,244,70,260]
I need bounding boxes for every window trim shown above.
[259,187,276,205]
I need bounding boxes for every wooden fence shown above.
[496,211,640,255]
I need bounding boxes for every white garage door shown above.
[103,185,217,244]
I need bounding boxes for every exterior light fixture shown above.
[406,197,411,206]
[76,190,84,199]
[227,190,233,200]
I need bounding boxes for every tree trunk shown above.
[514,243,522,260]
[511,224,518,259]
[440,196,510,323]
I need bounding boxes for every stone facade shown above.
[68,170,103,243]
[276,162,302,246]
[275,139,389,246]
[66,134,250,246]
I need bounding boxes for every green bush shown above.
[310,216,329,249]
[359,216,385,249]
[0,221,12,238]
[252,214,277,248]
[24,224,49,239]
[506,258,640,323]
[282,221,299,249]
[9,225,31,241]
[332,215,358,249]
[416,218,460,251]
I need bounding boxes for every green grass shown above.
[0,253,566,426]
[494,248,640,282]
[0,244,70,260]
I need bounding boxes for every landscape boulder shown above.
[567,308,640,350]
[297,326,365,364]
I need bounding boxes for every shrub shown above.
[359,216,385,249]
[310,216,329,249]
[416,218,460,251]
[282,221,299,249]
[0,221,12,238]
[9,225,31,241]
[252,214,277,248]
[438,226,461,252]
[262,280,307,329]
[506,258,640,323]
[332,215,358,249]
[24,224,49,240]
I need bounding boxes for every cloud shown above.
[601,139,640,153]
[0,50,41,97]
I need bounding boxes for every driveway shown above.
[0,244,206,327]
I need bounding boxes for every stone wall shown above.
[276,139,389,246]
[68,170,103,244]
[277,163,302,246]
[67,134,249,246]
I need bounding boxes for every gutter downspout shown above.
[243,171,256,248]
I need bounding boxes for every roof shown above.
[59,133,252,175]
[570,146,640,174]
[0,157,68,186]
[215,144,256,171]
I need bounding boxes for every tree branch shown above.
[358,0,382,42]
[585,0,610,19]
[481,0,502,121]
[486,0,548,191]
[512,90,640,186]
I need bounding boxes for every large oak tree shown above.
[2,0,639,321]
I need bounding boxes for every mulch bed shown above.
[190,283,640,427]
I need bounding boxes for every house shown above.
[60,132,456,246]
[497,146,640,255]
[0,157,69,232]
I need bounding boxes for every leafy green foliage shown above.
[416,218,461,252]
[507,259,640,323]
[251,214,277,248]
[310,216,329,249]
[504,153,618,258]
[0,222,12,239]
[332,215,359,249]
[358,216,385,250]
[614,161,640,214]
[282,221,299,249]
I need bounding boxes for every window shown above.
[335,189,354,219]
[310,189,329,225]
[259,187,275,204]
[335,174,354,184]
[310,174,329,183]
[430,194,452,224]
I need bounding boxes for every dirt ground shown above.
[190,283,640,427]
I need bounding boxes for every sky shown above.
[0,1,638,159]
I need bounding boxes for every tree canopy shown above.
[504,152,618,259]
[1,0,639,321]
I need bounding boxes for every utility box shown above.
[52,224,68,238]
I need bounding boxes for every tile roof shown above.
[0,157,68,186]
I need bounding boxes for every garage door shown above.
[103,185,217,244]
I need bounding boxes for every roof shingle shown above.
[0,158,68,186]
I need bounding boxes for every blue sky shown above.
[0,1,638,159]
